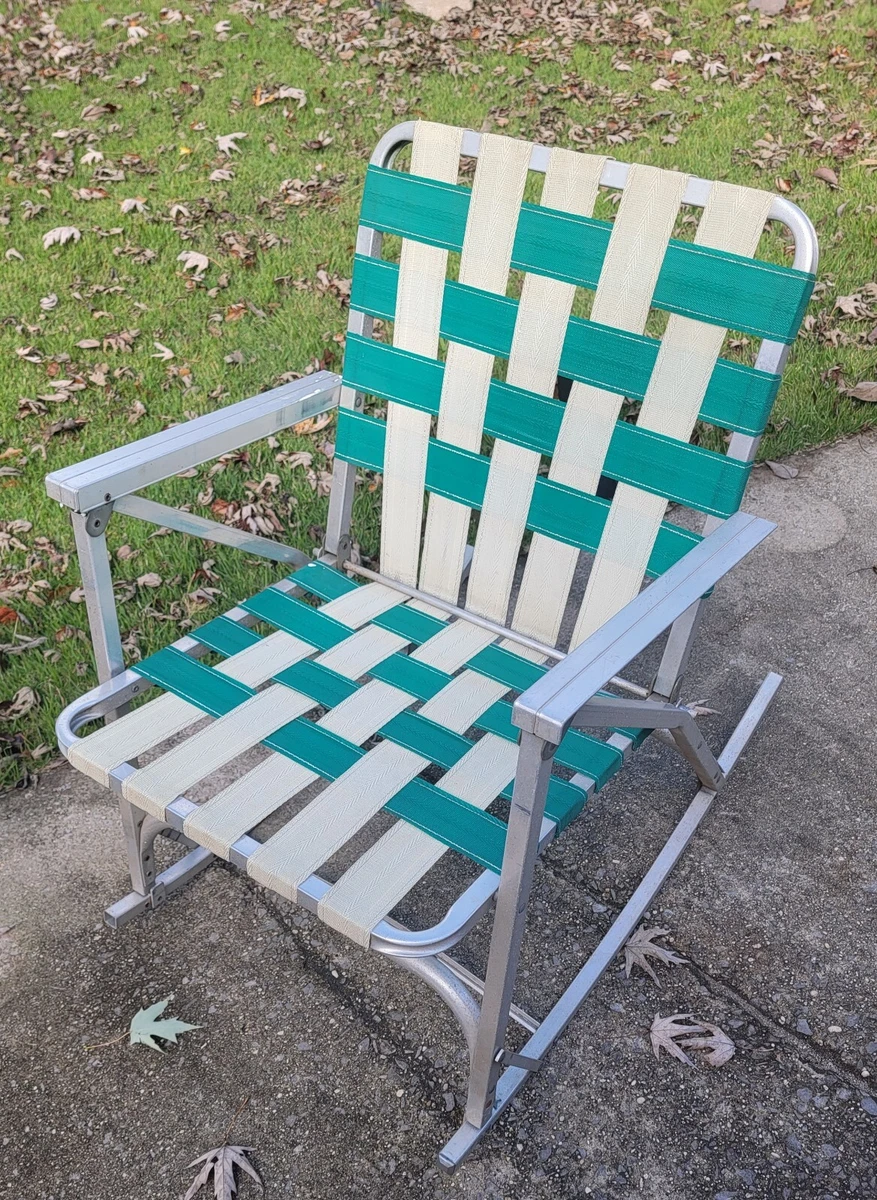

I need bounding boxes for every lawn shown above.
[1,0,875,788]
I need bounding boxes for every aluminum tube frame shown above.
[514,512,775,744]
[464,731,557,1127]
[439,669,783,1172]
[46,372,341,514]
[114,494,311,567]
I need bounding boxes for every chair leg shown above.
[439,671,783,1172]
[464,731,556,1128]
[119,797,161,896]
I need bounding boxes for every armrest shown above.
[513,511,775,744]
[45,370,341,513]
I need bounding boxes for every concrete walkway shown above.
[2,433,876,1200]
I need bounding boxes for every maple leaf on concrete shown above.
[185,1145,262,1199]
[650,1013,705,1067]
[678,1022,736,1067]
[623,926,687,985]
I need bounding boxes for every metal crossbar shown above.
[47,119,818,1172]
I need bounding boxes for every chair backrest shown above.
[334,121,817,651]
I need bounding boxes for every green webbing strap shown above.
[334,408,701,576]
[350,254,782,437]
[360,166,814,343]
[342,333,750,518]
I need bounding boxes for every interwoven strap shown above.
[68,561,634,944]
[418,132,532,603]
[342,126,813,657]
[572,180,774,644]
[511,163,688,645]
[380,122,463,586]
[463,147,606,625]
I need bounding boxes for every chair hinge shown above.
[495,1047,542,1073]
[84,501,114,537]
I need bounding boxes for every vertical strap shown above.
[380,121,463,585]
[572,181,773,645]
[464,149,607,624]
[512,163,689,645]
[418,133,533,603]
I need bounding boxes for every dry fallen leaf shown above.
[152,342,175,361]
[846,381,877,403]
[292,412,333,436]
[216,131,247,156]
[650,1013,705,1067]
[814,166,839,188]
[209,168,235,182]
[185,1145,262,1200]
[40,293,58,311]
[680,1022,736,1067]
[748,0,786,13]
[120,196,148,214]
[136,572,163,588]
[177,250,210,273]
[42,226,81,250]
[766,460,799,479]
[624,927,687,985]
[0,687,38,720]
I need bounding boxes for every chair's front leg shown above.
[71,509,124,686]
[464,731,557,1128]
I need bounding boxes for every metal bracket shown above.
[149,882,167,910]
[84,501,114,537]
[322,533,352,568]
[495,1047,543,1073]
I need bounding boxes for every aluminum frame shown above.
[47,122,818,1172]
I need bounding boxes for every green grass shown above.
[1,0,875,786]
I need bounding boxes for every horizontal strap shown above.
[384,778,507,873]
[360,167,814,343]
[350,255,781,436]
[336,408,701,575]
[289,560,359,600]
[369,651,624,789]
[343,334,750,516]
[241,588,354,650]
[190,615,262,656]
[133,647,254,715]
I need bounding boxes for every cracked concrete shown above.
[2,432,876,1199]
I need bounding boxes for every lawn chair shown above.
[47,121,817,1169]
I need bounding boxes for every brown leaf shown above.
[766,459,799,479]
[46,417,88,437]
[136,572,163,589]
[680,1022,736,1067]
[184,1144,262,1200]
[846,381,877,403]
[292,412,333,436]
[0,687,38,720]
[650,1013,705,1068]
[814,166,839,188]
[0,606,19,625]
[747,0,785,13]
[623,926,687,985]
[42,226,81,250]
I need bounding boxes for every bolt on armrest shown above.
[512,511,775,745]
[45,371,341,513]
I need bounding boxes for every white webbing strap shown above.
[572,180,774,644]
[380,121,464,586]
[511,163,689,646]
[464,148,607,624]
[418,133,532,604]
[245,616,514,900]
[318,733,519,946]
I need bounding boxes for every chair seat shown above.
[68,561,643,948]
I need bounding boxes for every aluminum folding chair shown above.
[47,121,818,1169]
